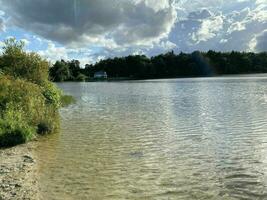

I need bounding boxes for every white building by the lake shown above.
[94,71,108,79]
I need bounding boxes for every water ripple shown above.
[37,78,267,200]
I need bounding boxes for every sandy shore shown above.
[0,142,39,200]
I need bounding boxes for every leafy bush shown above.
[0,38,49,85]
[0,119,34,148]
[0,38,74,148]
[41,81,62,108]
[0,76,60,136]
[0,76,46,126]
[75,73,87,81]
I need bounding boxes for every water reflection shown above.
[37,77,267,199]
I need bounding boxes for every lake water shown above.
[36,76,267,200]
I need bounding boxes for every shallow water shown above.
[37,76,267,200]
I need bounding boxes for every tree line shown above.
[49,50,267,81]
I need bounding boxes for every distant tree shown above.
[75,73,87,81]
[49,49,267,81]
[50,60,71,82]
[68,60,81,78]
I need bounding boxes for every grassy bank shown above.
[0,39,73,148]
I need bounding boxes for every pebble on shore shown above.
[0,143,38,200]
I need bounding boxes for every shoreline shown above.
[54,73,267,83]
[0,142,39,200]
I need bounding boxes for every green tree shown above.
[50,60,71,82]
[0,38,49,85]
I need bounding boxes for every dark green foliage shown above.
[0,75,59,147]
[41,81,62,108]
[0,76,47,127]
[68,60,81,78]
[49,59,88,82]
[37,121,53,135]
[50,50,267,81]
[49,60,71,82]
[0,38,49,85]
[0,38,72,148]
[75,73,87,81]
[0,119,34,148]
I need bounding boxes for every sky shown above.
[0,0,266,66]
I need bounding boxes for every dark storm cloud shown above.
[0,0,176,47]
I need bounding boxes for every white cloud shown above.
[248,35,257,51]
[36,41,104,66]
[251,6,267,22]
[192,15,224,43]
[21,39,30,46]
[134,0,171,11]
[37,41,69,62]
[0,10,4,16]
[78,57,95,67]
[158,40,177,50]
[227,21,246,34]
[249,29,267,52]
[170,0,267,52]
[33,35,45,44]
[5,36,15,40]
[220,39,228,43]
